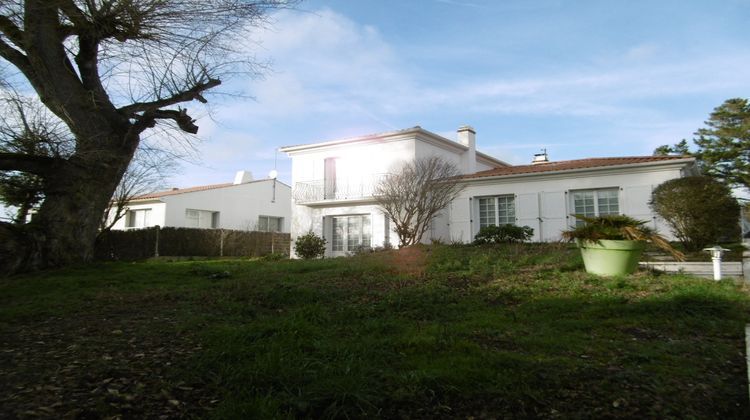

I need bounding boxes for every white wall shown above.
[450,164,687,243]
[109,201,166,230]
[110,180,291,232]
[286,131,504,255]
[161,180,291,231]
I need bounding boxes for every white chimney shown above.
[457,125,477,174]
[233,170,253,184]
[532,149,549,165]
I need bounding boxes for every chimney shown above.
[233,170,253,184]
[532,149,549,165]
[457,125,476,174]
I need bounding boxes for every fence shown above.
[95,226,290,261]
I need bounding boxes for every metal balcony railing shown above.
[293,174,389,203]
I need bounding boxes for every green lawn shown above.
[1,244,749,418]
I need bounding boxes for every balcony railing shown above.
[294,174,389,204]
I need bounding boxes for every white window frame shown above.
[477,195,516,229]
[331,214,372,253]
[570,188,620,226]
[258,215,283,232]
[125,208,151,229]
[185,209,219,229]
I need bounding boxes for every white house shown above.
[109,170,292,232]
[280,126,507,256]
[282,126,697,257]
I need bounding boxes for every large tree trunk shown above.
[0,132,137,275]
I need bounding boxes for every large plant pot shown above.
[578,240,645,276]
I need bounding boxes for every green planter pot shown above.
[578,239,645,276]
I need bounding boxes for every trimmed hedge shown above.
[95,227,290,261]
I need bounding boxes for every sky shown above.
[5,0,748,220]
[171,0,750,189]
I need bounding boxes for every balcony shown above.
[294,174,389,204]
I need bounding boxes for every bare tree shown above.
[374,156,464,247]
[0,1,295,274]
[100,149,177,232]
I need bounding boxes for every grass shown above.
[1,244,749,418]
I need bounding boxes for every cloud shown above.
[228,9,750,122]
[170,6,750,187]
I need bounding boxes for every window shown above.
[571,188,620,225]
[185,209,219,229]
[125,208,151,228]
[331,214,371,252]
[478,195,516,228]
[258,215,282,232]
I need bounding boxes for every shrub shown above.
[650,176,740,251]
[473,224,533,244]
[294,231,327,259]
[562,215,684,260]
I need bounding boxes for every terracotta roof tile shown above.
[131,183,234,200]
[463,155,693,179]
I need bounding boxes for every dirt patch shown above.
[0,306,217,419]
[384,246,428,277]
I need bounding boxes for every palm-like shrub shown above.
[562,215,684,261]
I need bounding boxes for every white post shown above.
[712,255,722,281]
[704,246,730,281]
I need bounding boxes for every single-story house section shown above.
[282,126,697,257]
[108,170,292,232]
[446,155,698,243]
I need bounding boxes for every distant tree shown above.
[654,98,750,191]
[693,98,750,190]
[653,139,690,156]
[650,176,740,251]
[0,1,294,275]
[374,156,464,247]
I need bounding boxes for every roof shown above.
[129,178,288,201]
[462,156,694,180]
[280,126,509,167]
[131,183,234,200]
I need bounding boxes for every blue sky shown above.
[172,0,750,187]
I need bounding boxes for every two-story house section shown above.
[280,126,508,257]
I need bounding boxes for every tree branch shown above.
[118,78,221,115]
[0,38,31,74]
[0,15,25,48]
[143,108,199,134]
[0,152,62,176]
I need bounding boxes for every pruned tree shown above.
[0,1,294,274]
[0,92,72,224]
[650,176,740,251]
[374,156,464,247]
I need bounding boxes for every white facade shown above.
[446,160,696,243]
[283,126,696,257]
[109,173,291,232]
[281,126,507,257]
